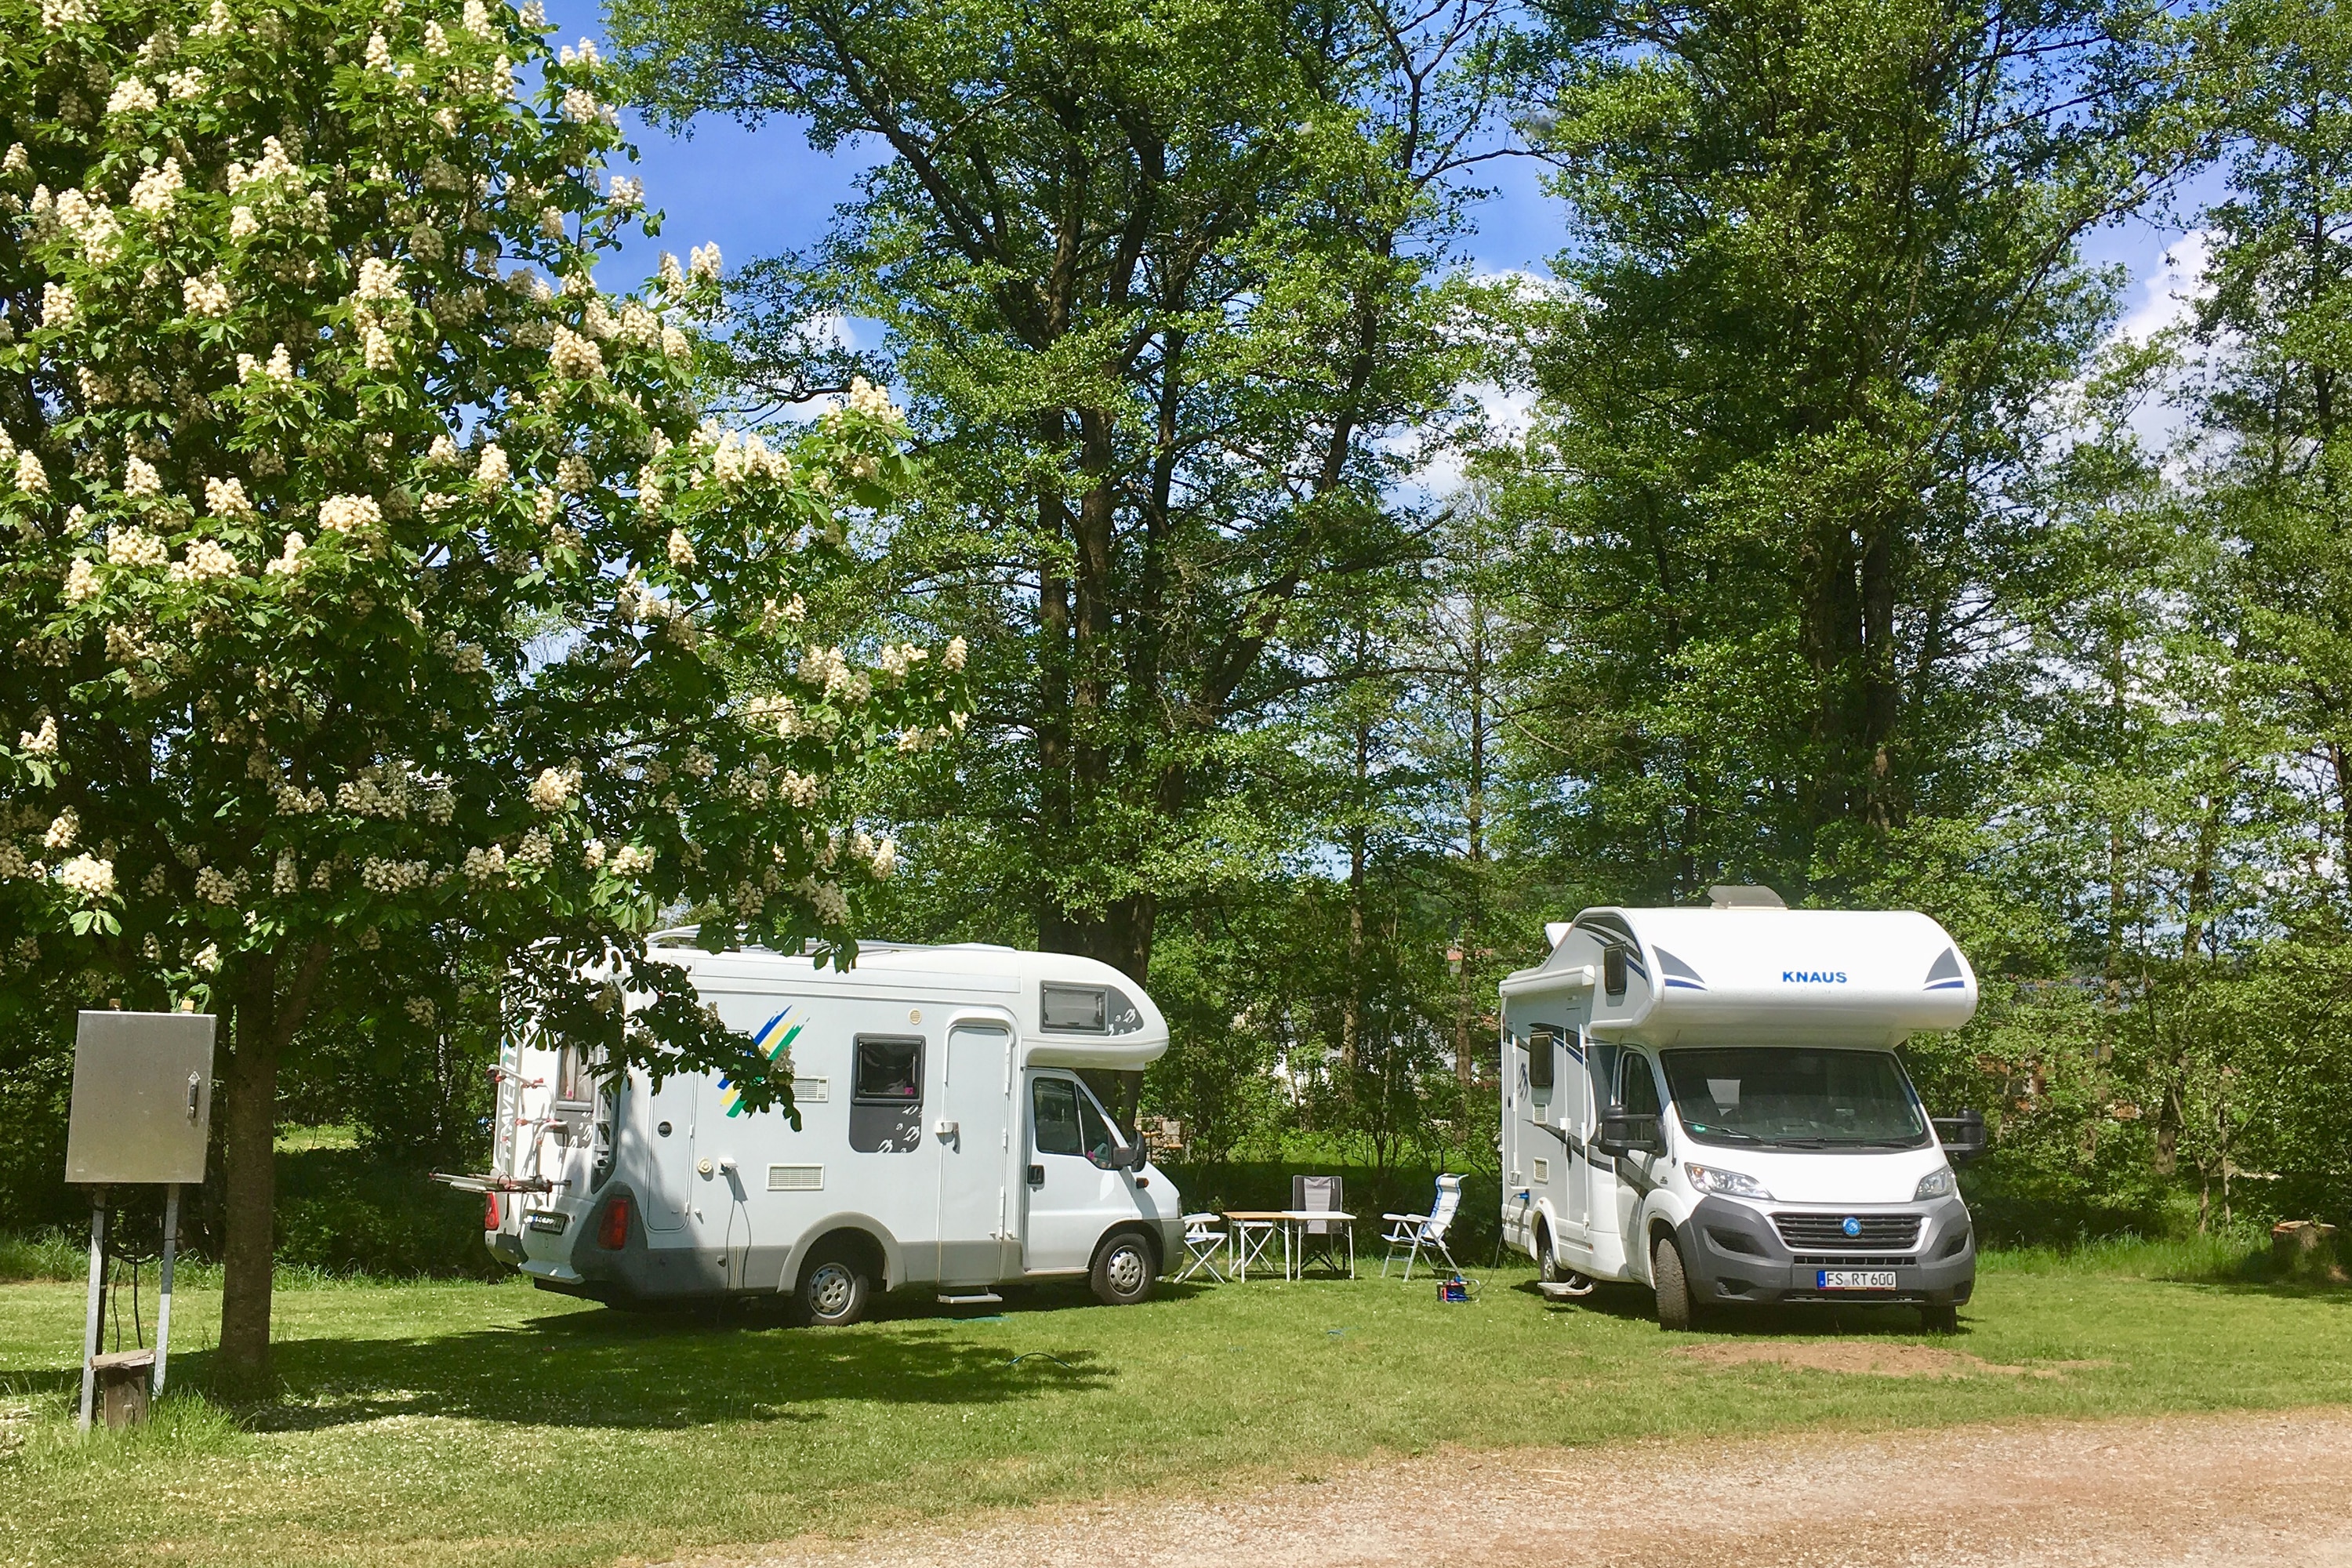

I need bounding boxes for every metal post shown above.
[153,1183,179,1399]
[78,1189,105,1433]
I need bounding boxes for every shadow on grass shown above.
[1511,1277,1969,1337]
[1,1284,1127,1432]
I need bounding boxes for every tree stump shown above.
[2270,1221,2343,1283]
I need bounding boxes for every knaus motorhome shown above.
[1498,887,1989,1331]
[455,938,1182,1325]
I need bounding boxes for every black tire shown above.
[1090,1230,1157,1306]
[1921,1302,1960,1335]
[1537,1221,1568,1284]
[1653,1233,1697,1331]
[797,1248,872,1327]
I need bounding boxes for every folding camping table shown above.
[1220,1210,1357,1280]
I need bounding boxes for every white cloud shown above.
[2119,229,2212,345]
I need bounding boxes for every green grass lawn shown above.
[2,1242,2347,1568]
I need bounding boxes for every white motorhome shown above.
[464,938,1182,1325]
[1498,887,1987,1330]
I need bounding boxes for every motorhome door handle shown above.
[1027,1163,1044,1187]
[186,1072,201,1119]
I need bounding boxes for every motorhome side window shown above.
[1620,1053,1662,1117]
[1528,1025,1556,1098]
[555,1041,593,1105]
[1041,983,1147,1035]
[848,1035,924,1154]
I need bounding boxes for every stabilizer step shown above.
[936,1292,1004,1305]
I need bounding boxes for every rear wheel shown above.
[1091,1231,1157,1306]
[798,1249,872,1327]
[1653,1234,1698,1331]
[1920,1302,1960,1335]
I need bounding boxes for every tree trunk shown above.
[216,956,281,1392]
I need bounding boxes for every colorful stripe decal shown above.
[720,1006,806,1118]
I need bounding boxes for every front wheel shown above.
[798,1250,872,1327]
[1653,1234,1698,1331]
[1091,1232,1157,1306]
[1536,1222,1569,1284]
[1920,1303,1960,1335]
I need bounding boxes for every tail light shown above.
[597,1196,630,1250]
[484,1192,502,1231]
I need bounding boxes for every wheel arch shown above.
[784,1215,900,1294]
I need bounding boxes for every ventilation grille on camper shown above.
[1770,1213,1922,1250]
[768,1164,824,1192]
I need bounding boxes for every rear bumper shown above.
[1678,1196,1975,1306]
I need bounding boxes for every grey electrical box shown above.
[64,1011,216,1185]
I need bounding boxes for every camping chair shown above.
[1381,1174,1464,1281]
[1290,1174,1352,1278]
[1174,1212,1227,1284]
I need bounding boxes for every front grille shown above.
[1795,1254,1917,1268]
[1771,1212,1922,1250]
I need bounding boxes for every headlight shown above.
[1685,1163,1773,1200]
[1914,1165,1958,1200]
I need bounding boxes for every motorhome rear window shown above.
[1041,984,1107,1033]
[1660,1047,1928,1149]
[852,1036,923,1103]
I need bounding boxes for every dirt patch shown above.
[1672,1339,2113,1379]
[679,1406,2352,1568]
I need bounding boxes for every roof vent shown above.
[1708,884,1786,910]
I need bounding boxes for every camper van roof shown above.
[1501,903,1978,1047]
[641,936,1171,1069]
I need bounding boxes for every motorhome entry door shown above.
[935,1022,1014,1285]
[637,1071,695,1232]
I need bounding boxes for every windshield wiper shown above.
[1687,1127,1762,1142]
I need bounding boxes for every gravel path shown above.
[673,1406,2352,1568]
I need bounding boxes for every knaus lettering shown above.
[1781,969,1849,983]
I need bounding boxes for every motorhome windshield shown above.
[1659,1047,1929,1149]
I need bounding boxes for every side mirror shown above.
[1123,1140,1151,1171]
[1594,1106,1664,1159]
[1933,1109,1988,1166]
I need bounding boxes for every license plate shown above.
[1817,1269,1896,1290]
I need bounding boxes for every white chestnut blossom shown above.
[64,558,99,603]
[194,865,236,905]
[172,538,239,583]
[688,242,720,280]
[560,86,598,124]
[163,66,205,99]
[56,854,116,902]
[182,271,230,317]
[608,175,642,210]
[107,76,159,115]
[124,456,162,497]
[107,527,169,567]
[204,476,257,521]
[45,808,78,849]
[548,325,604,379]
[526,765,579,812]
[356,256,403,301]
[942,636,968,671]
[666,528,695,568]
[462,843,506,886]
[19,715,57,756]
[475,443,510,488]
[365,27,392,69]
[129,158,184,216]
[42,282,77,328]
